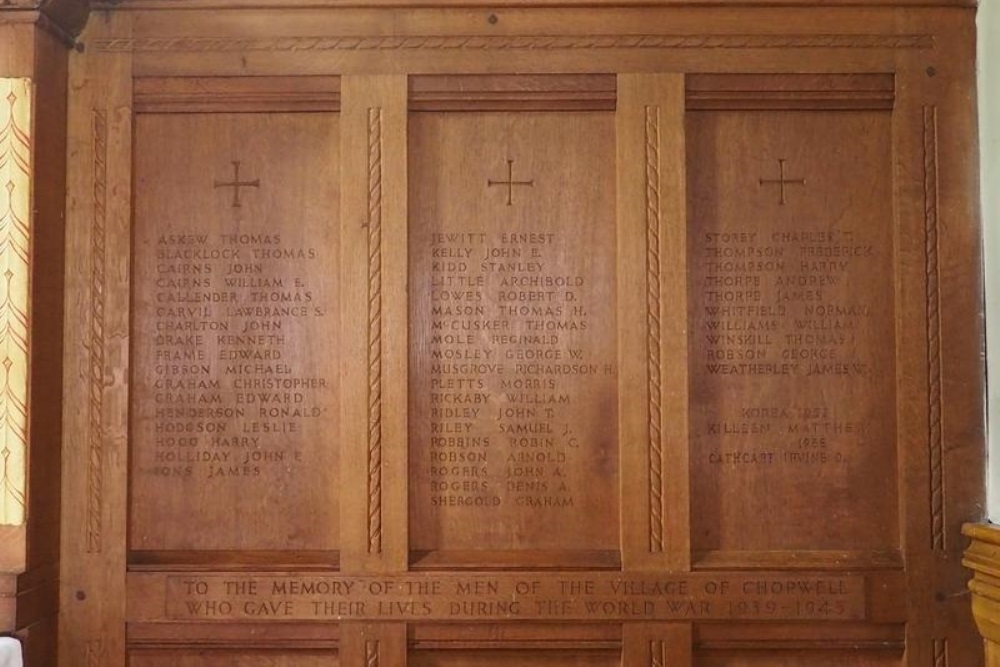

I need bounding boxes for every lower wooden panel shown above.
[128,651,338,666]
[127,621,340,649]
[695,652,901,666]
[411,649,621,667]
[694,621,905,647]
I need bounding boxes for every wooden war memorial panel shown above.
[55,6,985,667]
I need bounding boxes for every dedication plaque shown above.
[688,110,899,553]
[130,113,340,551]
[408,112,619,556]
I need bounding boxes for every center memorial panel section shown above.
[408,111,619,559]
[131,112,340,552]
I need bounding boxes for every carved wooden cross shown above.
[214,160,260,208]
[488,158,534,206]
[759,158,805,205]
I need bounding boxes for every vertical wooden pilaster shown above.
[59,12,133,667]
[617,73,689,575]
[618,73,691,667]
[340,74,409,575]
[340,74,410,666]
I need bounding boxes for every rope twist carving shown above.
[924,105,945,552]
[367,107,384,555]
[87,109,108,554]
[92,34,934,53]
[645,106,664,554]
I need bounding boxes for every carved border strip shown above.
[923,105,945,552]
[933,638,948,667]
[365,639,380,667]
[644,105,664,554]
[87,109,108,554]
[92,34,934,53]
[0,79,31,527]
[85,639,105,667]
[650,639,666,667]
[367,107,384,555]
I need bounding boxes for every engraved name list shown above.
[137,232,331,482]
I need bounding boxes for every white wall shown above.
[981,1,1000,520]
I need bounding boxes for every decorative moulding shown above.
[92,0,976,9]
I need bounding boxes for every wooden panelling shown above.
[53,3,986,667]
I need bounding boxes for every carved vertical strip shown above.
[85,639,105,667]
[367,107,384,555]
[645,105,664,554]
[365,639,380,667]
[0,80,31,527]
[933,638,948,667]
[923,105,945,551]
[649,639,665,667]
[87,109,108,553]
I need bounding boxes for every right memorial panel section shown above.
[686,75,899,558]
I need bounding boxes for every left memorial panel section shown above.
[130,111,341,554]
